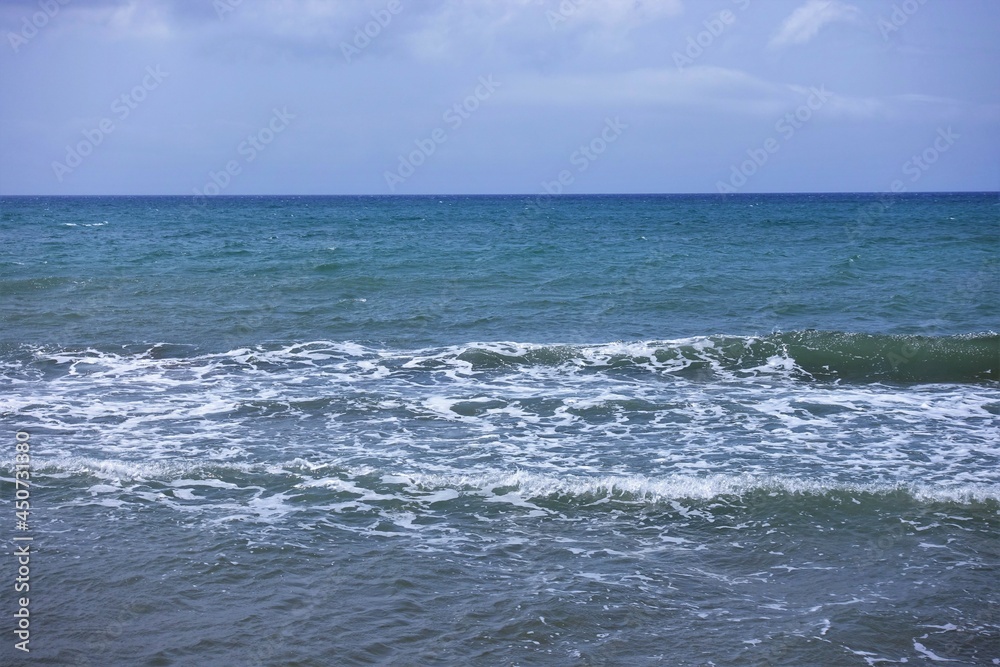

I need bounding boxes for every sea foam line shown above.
[7,457,999,505]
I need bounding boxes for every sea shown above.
[1,193,998,666]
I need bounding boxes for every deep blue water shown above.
[1,194,998,666]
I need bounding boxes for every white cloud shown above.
[505,65,888,120]
[405,0,684,61]
[552,0,684,31]
[34,0,176,41]
[768,0,861,49]
[6,0,684,62]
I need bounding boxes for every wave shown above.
[405,469,1000,506]
[5,330,994,384]
[0,330,1000,383]
[443,332,1000,383]
[12,458,1000,507]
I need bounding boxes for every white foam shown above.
[420,489,459,504]
[407,469,1000,505]
[5,339,998,515]
[913,640,958,662]
[170,479,239,489]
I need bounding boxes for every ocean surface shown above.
[1,193,998,666]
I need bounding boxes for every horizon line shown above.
[1,190,997,198]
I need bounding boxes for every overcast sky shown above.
[1,0,997,195]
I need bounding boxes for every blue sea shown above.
[1,193,998,666]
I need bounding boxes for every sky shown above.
[1,0,998,195]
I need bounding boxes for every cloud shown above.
[0,0,175,41]
[547,0,684,31]
[506,65,888,120]
[403,0,684,62]
[1,0,683,61]
[768,0,861,49]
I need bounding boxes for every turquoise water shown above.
[3,193,997,348]
[1,194,998,665]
